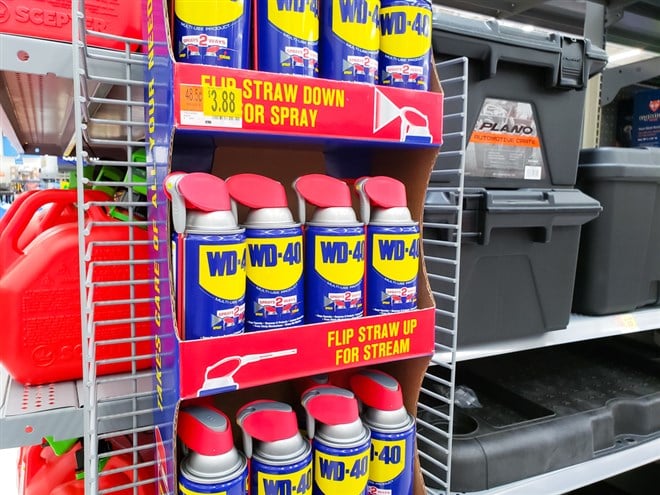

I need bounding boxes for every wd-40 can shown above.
[237,400,313,495]
[350,369,415,495]
[379,0,432,90]
[173,0,251,68]
[319,0,380,83]
[226,174,304,332]
[178,404,248,495]
[301,386,371,495]
[356,176,419,315]
[165,172,246,340]
[255,0,319,76]
[293,174,365,323]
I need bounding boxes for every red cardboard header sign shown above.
[178,307,435,399]
[174,64,444,146]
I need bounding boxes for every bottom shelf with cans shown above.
[176,369,419,495]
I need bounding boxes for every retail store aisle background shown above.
[0,447,19,494]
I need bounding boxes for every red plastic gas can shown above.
[0,189,152,385]
[0,1,141,51]
[0,189,109,275]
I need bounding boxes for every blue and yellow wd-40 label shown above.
[252,452,313,495]
[173,0,251,68]
[245,227,304,331]
[256,0,320,76]
[379,0,432,90]
[180,232,246,339]
[367,426,415,495]
[313,439,370,495]
[366,225,419,315]
[305,226,366,323]
[178,457,248,494]
[319,0,380,83]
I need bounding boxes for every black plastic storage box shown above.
[431,13,607,188]
[573,147,660,315]
[419,337,660,492]
[425,188,601,347]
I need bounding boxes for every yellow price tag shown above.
[618,313,638,330]
[202,84,242,120]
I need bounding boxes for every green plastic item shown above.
[44,436,79,456]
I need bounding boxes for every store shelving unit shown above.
[417,3,660,494]
[1,1,658,495]
[434,307,660,363]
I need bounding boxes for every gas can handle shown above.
[0,190,39,232]
[0,189,111,268]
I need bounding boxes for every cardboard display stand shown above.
[145,1,444,492]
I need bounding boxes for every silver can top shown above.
[244,207,298,229]
[309,206,361,226]
[316,418,371,448]
[186,210,244,234]
[369,206,416,226]
[362,407,414,433]
[180,449,246,484]
[253,434,311,465]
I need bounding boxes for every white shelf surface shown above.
[1,367,154,449]
[435,307,660,363]
[447,437,660,495]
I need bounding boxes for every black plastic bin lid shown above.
[432,11,608,88]
[579,147,660,181]
[425,188,602,244]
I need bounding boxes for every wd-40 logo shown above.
[369,439,407,483]
[257,465,312,495]
[372,233,420,282]
[198,244,246,300]
[175,0,244,27]
[380,6,431,58]
[247,237,303,291]
[332,0,380,51]
[315,235,365,286]
[315,453,369,494]
[269,0,319,41]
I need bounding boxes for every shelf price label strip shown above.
[174,65,444,145]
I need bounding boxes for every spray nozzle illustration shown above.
[198,348,298,396]
[374,88,432,143]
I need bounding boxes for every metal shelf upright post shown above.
[72,1,159,492]
[416,56,468,494]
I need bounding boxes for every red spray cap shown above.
[349,369,404,411]
[301,385,360,440]
[355,176,412,225]
[163,172,233,233]
[225,174,289,209]
[177,404,235,456]
[236,400,300,459]
[292,174,358,225]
